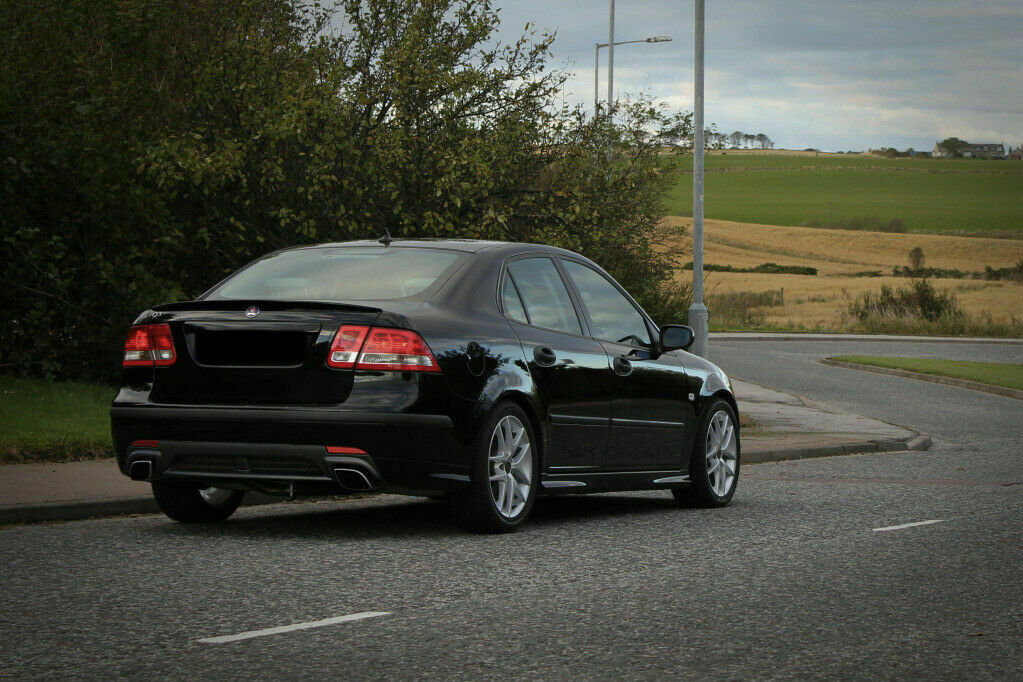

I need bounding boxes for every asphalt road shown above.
[1,339,1020,680]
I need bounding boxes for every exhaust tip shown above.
[334,467,373,491]
[129,459,153,481]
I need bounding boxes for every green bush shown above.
[983,259,1023,282]
[683,262,817,275]
[1,0,693,380]
[707,289,784,329]
[848,279,961,323]
[801,216,906,233]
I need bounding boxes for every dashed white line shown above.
[197,611,390,645]
[872,519,944,532]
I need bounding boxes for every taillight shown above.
[148,324,176,365]
[123,324,176,367]
[326,325,440,372]
[327,325,370,368]
[358,328,440,372]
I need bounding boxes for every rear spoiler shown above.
[152,300,383,314]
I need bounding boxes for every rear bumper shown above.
[111,404,472,492]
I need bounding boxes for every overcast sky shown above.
[494,0,1023,151]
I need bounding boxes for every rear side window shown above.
[506,258,581,335]
[209,247,463,301]
[562,260,651,348]
[501,276,529,324]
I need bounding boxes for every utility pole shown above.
[688,0,708,357]
[607,0,615,112]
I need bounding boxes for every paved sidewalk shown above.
[733,379,929,462]
[0,379,929,524]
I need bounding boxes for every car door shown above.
[501,256,611,469]
[558,258,689,470]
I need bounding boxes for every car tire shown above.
[449,402,538,533]
[672,398,740,508]
[151,481,245,523]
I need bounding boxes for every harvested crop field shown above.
[659,218,1023,330]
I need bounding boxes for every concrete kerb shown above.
[744,433,932,465]
[820,358,1023,401]
[0,493,280,526]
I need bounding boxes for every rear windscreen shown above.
[208,247,464,301]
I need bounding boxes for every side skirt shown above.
[540,470,690,495]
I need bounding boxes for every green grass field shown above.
[829,356,1023,391]
[665,154,1023,234]
[0,375,114,463]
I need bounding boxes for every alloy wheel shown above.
[705,410,737,497]
[488,415,532,518]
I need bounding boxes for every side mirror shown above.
[660,324,694,351]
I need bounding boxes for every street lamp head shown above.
[646,35,672,43]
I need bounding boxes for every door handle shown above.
[533,345,558,367]
[612,355,633,376]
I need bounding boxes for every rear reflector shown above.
[327,326,440,373]
[123,324,176,367]
[325,446,367,455]
[131,439,160,448]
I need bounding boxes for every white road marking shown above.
[197,611,390,645]
[872,519,944,532]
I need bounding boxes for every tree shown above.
[742,133,756,149]
[908,247,926,271]
[936,137,969,157]
[729,131,743,149]
[0,0,694,379]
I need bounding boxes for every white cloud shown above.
[495,0,1023,150]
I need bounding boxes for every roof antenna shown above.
[378,227,393,246]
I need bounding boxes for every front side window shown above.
[208,247,463,301]
[506,258,581,335]
[562,260,651,348]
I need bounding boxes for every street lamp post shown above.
[608,0,615,110]
[688,0,708,356]
[594,35,673,113]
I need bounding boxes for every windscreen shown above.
[209,247,463,301]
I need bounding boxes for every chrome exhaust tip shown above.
[333,467,373,491]
[129,459,153,481]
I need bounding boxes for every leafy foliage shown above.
[683,262,817,276]
[1,0,692,379]
[936,137,970,157]
[847,279,961,323]
[706,289,785,329]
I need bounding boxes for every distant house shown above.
[933,141,1006,159]
[1010,146,1023,161]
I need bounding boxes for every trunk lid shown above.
[147,300,382,406]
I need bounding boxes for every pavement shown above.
[0,379,928,524]
[0,334,1020,679]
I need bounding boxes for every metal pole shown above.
[607,0,615,112]
[688,0,708,357]
[594,43,600,114]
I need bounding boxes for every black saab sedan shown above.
[111,239,740,532]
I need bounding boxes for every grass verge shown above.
[828,356,1023,392]
[0,375,114,464]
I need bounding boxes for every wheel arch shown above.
[712,389,740,424]
[492,390,546,472]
